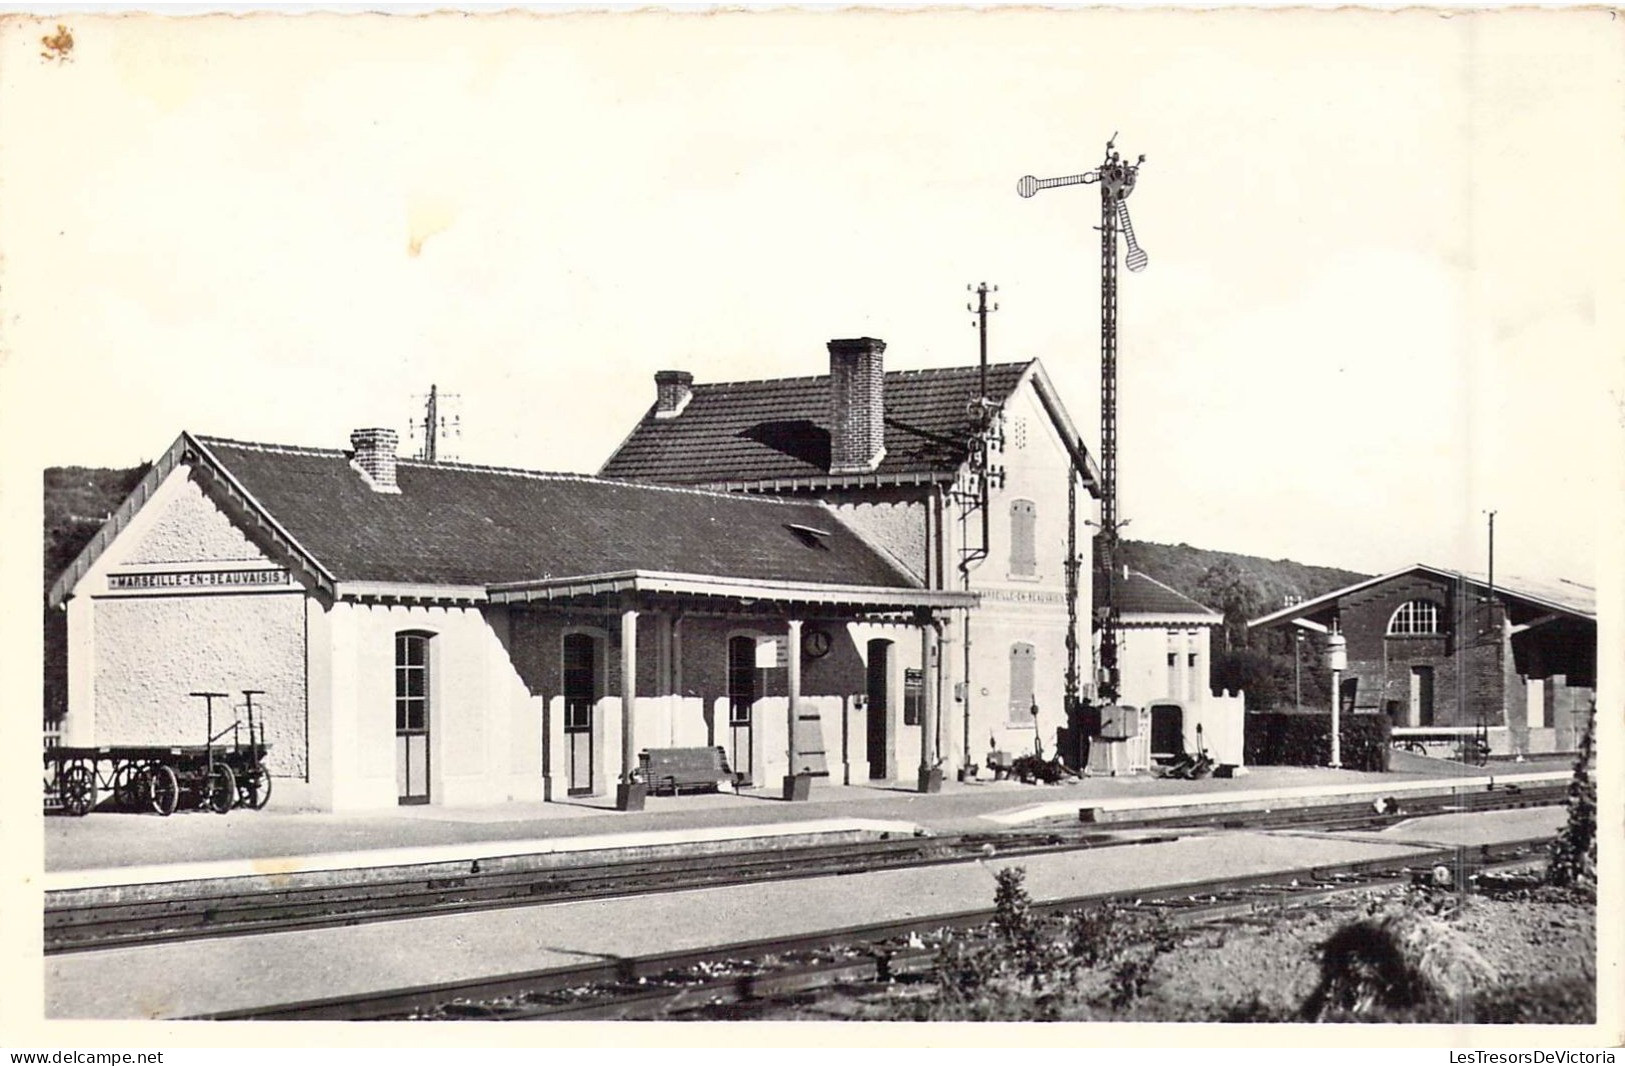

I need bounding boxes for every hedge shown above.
[1244,709,1391,772]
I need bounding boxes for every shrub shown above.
[928,870,1180,1020]
[1245,709,1390,772]
[1546,702,1597,890]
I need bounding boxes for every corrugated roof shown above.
[194,437,921,590]
[1248,564,1596,629]
[599,362,1037,486]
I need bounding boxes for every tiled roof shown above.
[195,437,919,590]
[599,362,1037,486]
[1096,568,1223,620]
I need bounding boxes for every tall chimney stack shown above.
[653,370,694,419]
[827,337,887,474]
[350,427,401,493]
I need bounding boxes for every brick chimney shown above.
[827,337,886,474]
[653,370,694,419]
[350,428,401,493]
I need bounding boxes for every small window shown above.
[1008,643,1036,725]
[1009,499,1037,577]
[903,668,923,727]
[1387,600,1440,636]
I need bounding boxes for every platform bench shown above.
[639,746,736,796]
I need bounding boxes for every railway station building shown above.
[1248,565,1596,756]
[600,340,1113,777]
[48,335,1254,810]
[46,428,971,811]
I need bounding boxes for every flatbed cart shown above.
[43,690,272,816]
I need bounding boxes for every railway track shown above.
[198,836,1552,1021]
[47,783,1565,956]
[1106,782,1567,832]
[44,828,1167,954]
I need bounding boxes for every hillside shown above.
[1115,539,1369,614]
[44,465,150,721]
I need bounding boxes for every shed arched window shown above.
[1387,600,1440,636]
[1009,499,1037,577]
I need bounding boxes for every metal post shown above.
[784,619,809,800]
[1327,624,1346,769]
[918,617,942,793]
[1295,632,1303,710]
[617,605,645,811]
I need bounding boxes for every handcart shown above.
[43,690,273,816]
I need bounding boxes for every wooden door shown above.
[563,633,597,795]
[866,640,890,778]
[727,636,757,786]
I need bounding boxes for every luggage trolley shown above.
[42,690,274,816]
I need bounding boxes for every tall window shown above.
[727,636,757,727]
[395,632,430,734]
[1009,499,1037,577]
[1387,600,1440,636]
[1008,643,1035,725]
[563,632,597,733]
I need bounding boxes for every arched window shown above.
[1387,600,1440,636]
[1009,499,1036,577]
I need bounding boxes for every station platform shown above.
[43,756,1576,889]
[45,802,1569,1020]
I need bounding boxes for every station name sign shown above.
[109,568,291,591]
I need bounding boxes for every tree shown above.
[1195,560,1268,653]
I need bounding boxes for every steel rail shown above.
[45,830,1163,955]
[49,785,1564,955]
[195,836,1552,1021]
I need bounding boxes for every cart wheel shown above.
[239,766,273,811]
[207,763,237,814]
[60,764,96,817]
[113,764,144,809]
[145,764,179,817]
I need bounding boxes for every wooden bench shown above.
[638,746,736,796]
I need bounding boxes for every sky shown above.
[1,8,1620,585]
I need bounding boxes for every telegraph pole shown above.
[958,282,1001,778]
[411,384,461,462]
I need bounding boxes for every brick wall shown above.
[1334,571,1507,728]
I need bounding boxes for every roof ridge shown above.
[686,360,1034,391]
[193,435,346,459]
[203,434,820,507]
[1130,569,1216,608]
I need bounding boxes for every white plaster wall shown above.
[946,378,1096,771]
[91,592,308,778]
[963,601,1072,764]
[113,474,263,566]
[329,602,540,811]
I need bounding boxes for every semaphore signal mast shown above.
[1018,134,1147,706]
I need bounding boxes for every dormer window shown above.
[1387,600,1440,636]
[785,523,831,549]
